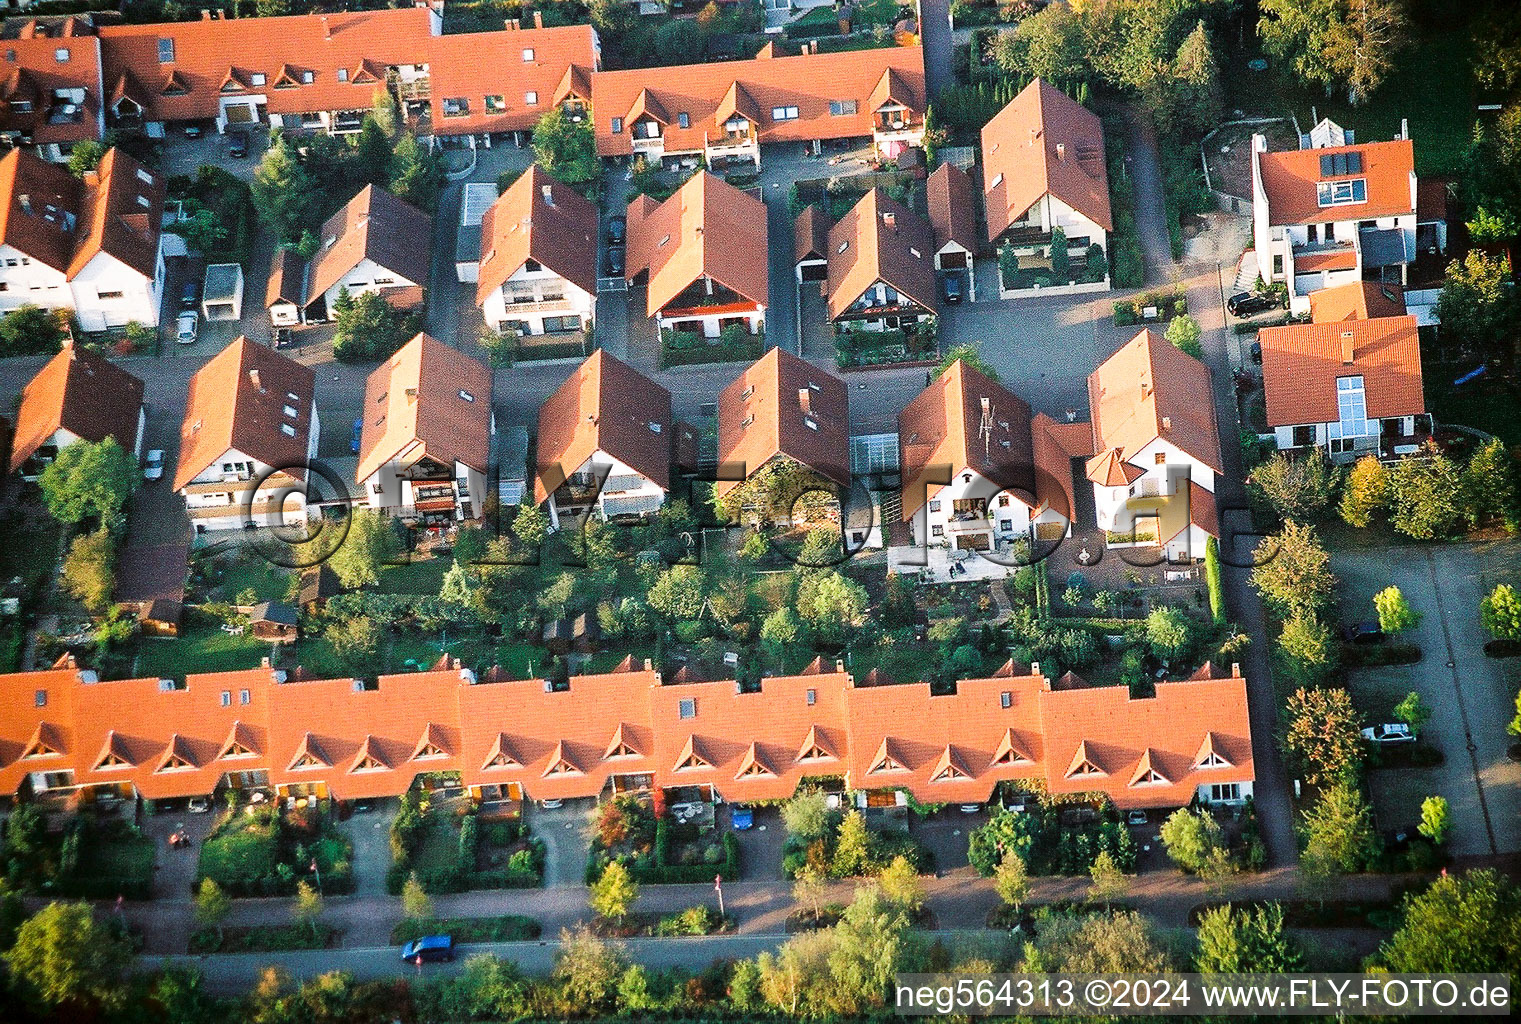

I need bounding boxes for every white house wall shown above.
[0,243,70,312]
[321,256,422,315]
[481,260,594,335]
[69,248,164,330]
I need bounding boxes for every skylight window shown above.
[337,68,349,82]
[54,48,69,63]
[525,91,538,106]
[1318,151,1363,176]
[283,404,298,418]
[771,105,799,121]
[1316,179,1367,207]
[678,698,696,719]
[136,168,154,185]
[522,48,535,62]
[459,389,475,402]
[677,111,690,128]
[302,70,314,84]
[250,73,266,86]
[158,38,175,62]
[280,424,296,437]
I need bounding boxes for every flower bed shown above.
[387,794,544,894]
[968,802,1136,877]
[1112,289,1187,326]
[660,326,766,369]
[585,796,740,884]
[196,801,354,897]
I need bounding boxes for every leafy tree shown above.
[1392,690,1431,739]
[39,437,137,531]
[1481,583,1521,641]
[760,605,805,653]
[800,571,868,643]
[512,502,548,550]
[1377,869,1521,973]
[1462,437,1521,532]
[388,132,443,213]
[1048,225,1070,281]
[757,929,835,1016]
[1435,251,1520,356]
[1418,795,1450,845]
[826,885,917,1016]
[3,902,131,1010]
[192,878,230,945]
[350,116,394,188]
[932,343,999,382]
[1144,606,1192,659]
[832,810,873,878]
[1248,449,1341,522]
[292,879,323,938]
[553,925,626,1012]
[589,860,638,923]
[969,807,1038,876]
[1276,612,1337,689]
[792,863,827,924]
[782,791,831,840]
[1258,0,1408,104]
[1389,446,1465,540]
[993,1,1087,83]
[66,141,105,179]
[328,509,401,588]
[1300,780,1377,875]
[326,614,383,673]
[648,564,706,621]
[369,87,399,137]
[877,855,924,916]
[1374,585,1420,639]
[251,134,320,242]
[1087,849,1127,906]
[654,17,702,62]
[1165,20,1223,136]
[994,852,1030,914]
[1510,685,1521,737]
[256,0,291,16]
[1251,520,1335,619]
[532,108,600,191]
[169,206,230,257]
[1284,685,1363,786]
[401,872,433,920]
[1164,313,1202,358]
[61,529,115,613]
[1195,903,1303,972]
[0,304,66,357]
[331,289,417,363]
[1159,807,1225,873]
[1027,910,1172,973]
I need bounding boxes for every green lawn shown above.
[1422,351,1521,444]
[212,559,292,604]
[135,626,270,679]
[381,558,449,595]
[1223,29,1476,176]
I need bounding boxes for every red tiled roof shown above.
[355,333,493,484]
[1257,138,1414,226]
[0,31,103,147]
[1307,281,1406,323]
[1087,329,1223,478]
[534,350,674,504]
[981,78,1111,239]
[625,171,768,315]
[477,164,598,305]
[426,26,598,137]
[174,337,316,490]
[1296,247,1357,273]
[926,162,977,254]
[825,187,936,320]
[715,348,850,497]
[794,203,831,265]
[1258,314,1425,428]
[9,343,143,473]
[306,185,432,307]
[591,45,926,158]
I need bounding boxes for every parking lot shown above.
[1334,542,1521,857]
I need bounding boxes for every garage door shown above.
[939,251,968,269]
[800,261,827,282]
[205,302,237,321]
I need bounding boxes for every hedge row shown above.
[640,823,741,885]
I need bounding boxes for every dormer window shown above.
[485,95,505,112]
[443,97,469,117]
[1317,179,1367,207]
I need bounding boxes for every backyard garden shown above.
[0,805,155,900]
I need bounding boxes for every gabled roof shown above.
[605,722,640,760]
[9,343,144,474]
[412,722,450,761]
[826,187,936,320]
[1064,739,1105,779]
[715,348,850,497]
[551,62,594,107]
[0,31,102,147]
[991,728,1032,766]
[287,731,330,770]
[1307,281,1407,323]
[797,723,835,762]
[1256,137,1415,226]
[1258,314,1424,428]
[541,739,583,777]
[266,247,307,308]
[1087,329,1223,479]
[930,743,972,782]
[1084,447,1144,487]
[1129,747,1168,787]
[154,733,197,772]
[350,734,389,773]
[926,162,977,254]
[868,735,909,774]
[898,359,1036,520]
[482,732,522,770]
[534,350,675,503]
[591,45,926,157]
[625,171,769,314]
[94,729,134,770]
[1195,731,1232,769]
[305,185,432,306]
[672,734,713,772]
[218,720,258,760]
[0,147,77,273]
[356,333,493,483]
[734,741,775,779]
[174,337,316,490]
[476,164,598,305]
[981,78,1111,240]
[794,203,832,265]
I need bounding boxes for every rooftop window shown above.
[443,97,469,117]
[771,105,799,121]
[1316,178,1367,207]
[828,100,857,116]
[157,38,175,63]
[485,95,505,112]
[54,48,69,63]
[1318,151,1363,177]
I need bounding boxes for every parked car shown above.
[1249,341,1262,365]
[605,215,626,245]
[271,327,292,349]
[1345,621,1385,645]
[1126,810,1149,826]
[400,935,454,964]
[142,449,165,481]
[730,807,754,830]
[958,802,983,814]
[604,245,625,277]
[228,131,249,158]
[1227,291,1279,317]
[942,273,964,304]
[175,310,199,345]
[539,798,564,810]
[350,417,364,454]
[187,796,210,813]
[181,281,199,308]
[1361,723,1416,744]
[183,123,203,139]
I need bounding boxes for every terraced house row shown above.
[0,7,926,164]
[0,656,1254,812]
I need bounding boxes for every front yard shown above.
[586,795,741,884]
[387,791,546,894]
[197,799,354,897]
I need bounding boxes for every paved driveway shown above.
[528,800,592,888]
[1332,542,1521,856]
[337,800,397,897]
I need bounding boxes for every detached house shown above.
[715,348,851,520]
[535,350,696,525]
[174,337,318,533]
[1251,118,1417,315]
[590,43,926,168]
[626,171,767,340]
[357,333,495,523]
[895,359,1074,567]
[269,185,431,324]
[476,165,597,336]
[1086,330,1222,562]
[981,79,1110,278]
[7,341,144,479]
[0,146,166,329]
[1259,285,1427,462]
[0,16,105,165]
[825,188,937,333]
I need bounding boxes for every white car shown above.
[143,449,165,481]
[176,310,199,345]
[1361,723,1416,744]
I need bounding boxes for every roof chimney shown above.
[1340,329,1355,364]
[248,368,263,392]
[533,9,543,27]
[1161,416,1171,430]
[541,183,554,207]
[1056,142,1066,161]
[882,211,896,229]
[798,388,812,415]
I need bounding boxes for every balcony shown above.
[500,291,575,315]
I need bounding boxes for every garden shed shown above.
[202,263,245,321]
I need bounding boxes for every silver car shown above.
[176,310,199,345]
